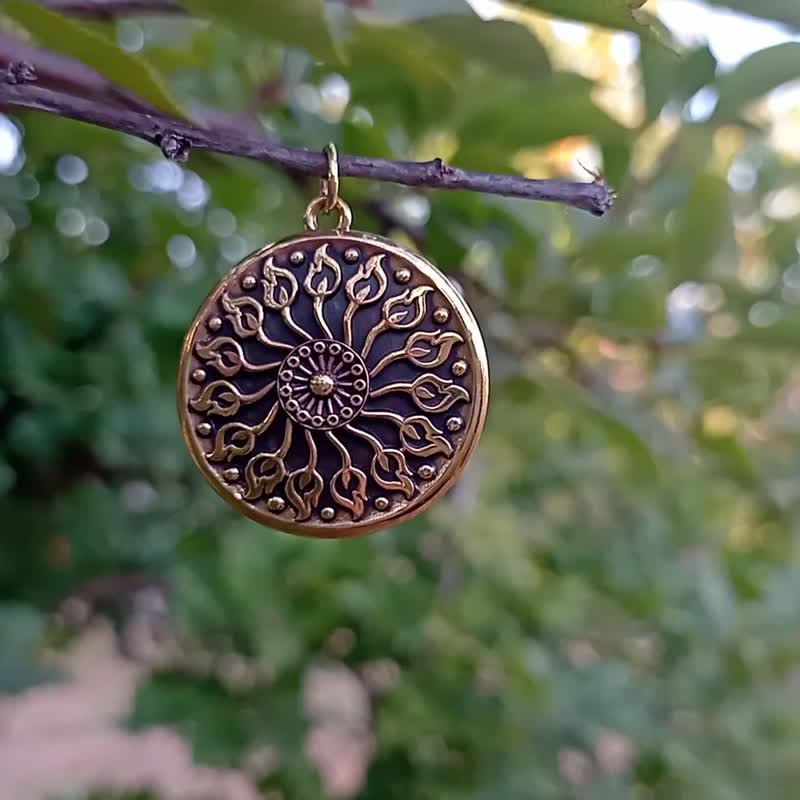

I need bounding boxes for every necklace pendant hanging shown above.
[178,145,489,537]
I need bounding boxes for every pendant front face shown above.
[178,231,488,537]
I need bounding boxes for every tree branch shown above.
[37,0,183,16]
[0,80,614,215]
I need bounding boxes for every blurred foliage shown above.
[2,0,800,798]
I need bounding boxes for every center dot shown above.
[310,373,335,397]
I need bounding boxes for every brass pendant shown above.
[178,146,488,537]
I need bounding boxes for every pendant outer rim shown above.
[177,228,489,538]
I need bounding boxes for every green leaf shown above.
[180,0,337,62]
[512,0,652,32]
[532,372,661,483]
[640,44,717,123]
[4,0,185,118]
[420,16,551,78]
[351,0,475,22]
[573,227,671,272]
[670,172,732,279]
[714,42,800,123]
[705,0,800,28]
[601,271,668,332]
[456,72,629,170]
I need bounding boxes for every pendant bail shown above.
[320,142,340,212]
[304,142,352,232]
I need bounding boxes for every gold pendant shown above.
[178,145,488,537]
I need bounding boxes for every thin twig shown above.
[37,0,184,16]
[0,82,614,214]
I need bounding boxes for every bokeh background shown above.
[2,1,800,798]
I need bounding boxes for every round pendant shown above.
[179,230,488,537]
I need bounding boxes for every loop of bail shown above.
[320,142,340,213]
[304,195,353,232]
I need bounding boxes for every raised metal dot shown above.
[341,408,353,419]
[267,497,286,513]
[279,369,294,382]
[290,250,305,265]
[299,345,311,357]
[241,275,257,290]
[287,356,300,368]
[326,414,340,426]
[417,464,435,480]
[313,341,326,353]
[279,386,292,398]
[297,410,310,422]
[342,351,354,363]
[344,248,359,263]
[452,360,468,377]
[286,399,299,412]
[395,268,411,283]
[196,422,212,436]
[311,415,324,427]
[350,364,364,376]
[329,343,342,355]
[191,368,207,383]
[223,467,240,482]
[350,394,363,406]
[354,379,367,392]
[233,491,244,501]
[433,307,450,324]
[321,507,335,520]
[375,497,390,511]
[446,416,464,432]
[208,316,222,331]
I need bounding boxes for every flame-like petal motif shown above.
[398,415,453,457]
[262,257,298,309]
[196,337,278,377]
[208,422,257,461]
[222,292,264,338]
[371,449,414,499]
[244,454,287,500]
[196,337,246,377]
[305,244,342,298]
[382,286,432,329]
[346,254,388,305]
[330,465,368,519]
[190,380,242,417]
[406,330,463,368]
[286,466,324,521]
[410,374,470,413]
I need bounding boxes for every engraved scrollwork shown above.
[305,244,342,339]
[361,286,433,358]
[285,430,324,521]
[370,329,464,377]
[343,254,387,347]
[190,379,275,417]
[327,431,368,520]
[181,235,485,535]
[196,337,281,377]
[244,418,293,500]
[262,257,298,309]
[370,373,469,413]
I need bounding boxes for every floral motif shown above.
[262,257,298,309]
[195,337,279,377]
[371,373,469,413]
[277,340,369,430]
[184,239,476,529]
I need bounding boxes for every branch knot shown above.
[5,62,37,85]
[158,132,191,162]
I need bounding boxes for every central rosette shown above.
[277,339,369,430]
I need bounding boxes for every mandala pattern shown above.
[179,232,488,537]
